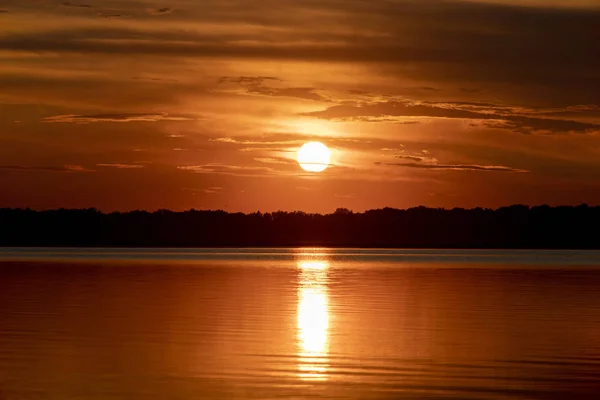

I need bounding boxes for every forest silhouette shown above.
[0,204,598,248]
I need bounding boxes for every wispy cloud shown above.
[64,165,95,172]
[146,8,174,16]
[394,154,432,162]
[378,162,528,173]
[43,113,197,123]
[0,165,94,173]
[177,164,278,177]
[184,186,223,194]
[302,101,600,134]
[218,76,280,85]
[211,137,304,146]
[97,163,144,169]
[217,76,330,102]
[254,157,293,165]
[203,186,222,194]
[98,13,125,19]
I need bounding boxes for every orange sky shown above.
[0,0,599,212]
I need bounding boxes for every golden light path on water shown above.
[297,257,330,381]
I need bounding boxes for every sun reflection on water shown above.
[297,258,330,381]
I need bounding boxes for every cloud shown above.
[64,165,95,172]
[254,157,293,165]
[211,135,375,150]
[98,13,125,19]
[177,164,278,177]
[211,137,304,146]
[408,87,441,92]
[184,187,223,194]
[394,154,430,162]
[248,87,330,102]
[336,116,421,123]
[381,147,403,151]
[0,10,9,14]
[302,101,600,134]
[0,165,94,172]
[1,0,597,111]
[217,76,329,102]
[146,8,174,16]
[218,76,280,85]
[133,76,180,83]
[380,162,528,173]
[97,164,144,169]
[239,147,294,153]
[43,113,197,123]
[379,148,526,172]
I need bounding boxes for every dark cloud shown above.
[3,2,596,82]
[302,101,600,134]
[380,162,528,173]
[146,8,174,16]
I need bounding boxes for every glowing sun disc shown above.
[297,142,331,172]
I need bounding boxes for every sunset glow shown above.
[0,0,598,212]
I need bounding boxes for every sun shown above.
[297,142,331,172]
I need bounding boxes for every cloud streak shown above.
[379,162,528,173]
[303,101,600,134]
[43,113,197,123]
[217,76,330,102]
[146,8,174,16]
[177,164,278,177]
[0,165,94,172]
[97,164,144,169]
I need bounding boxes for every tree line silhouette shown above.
[0,204,598,248]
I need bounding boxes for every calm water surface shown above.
[1,248,600,399]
